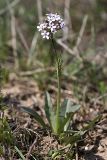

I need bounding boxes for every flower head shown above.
[37,13,65,39]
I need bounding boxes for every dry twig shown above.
[6,0,19,69]
[16,21,29,53]
[0,0,20,16]
[92,93,107,106]
[63,0,72,40]
[73,15,88,57]
[37,0,43,23]
[56,38,75,56]
[27,32,39,66]
[25,138,37,160]
[56,15,88,61]
[11,10,19,69]
[27,0,43,66]
[19,67,55,76]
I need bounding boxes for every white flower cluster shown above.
[37,13,65,39]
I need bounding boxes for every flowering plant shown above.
[22,13,81,135]
[21,13,102,159]
[37,13,79,134]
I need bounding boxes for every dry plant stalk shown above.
[16,21,29,53]
[55,15,88,62]
[26,0,43,66]
[73,15,88,58]
[63,0,73,41]
[0,0,20,16]
[27,32,39,66]
[6,0,19,69]
[19,67,55,76]
[10,9,19,70]
[37,0,43,23]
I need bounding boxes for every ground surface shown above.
[1,72,107,160]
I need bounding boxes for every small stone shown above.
[98,145,105,152]
[85,146,89,151]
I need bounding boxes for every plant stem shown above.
[51,34,62,134]
[56,58,61,134]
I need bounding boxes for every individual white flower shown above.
[37,23,47,31]
[60,21,65,29]
[47,13,61,22]
[37,13,65,39]
[48,23,57,32]
[47,13,56,22]
[41,31,50,39]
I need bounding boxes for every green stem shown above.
[56,59,61,134]
[51,34,61,134]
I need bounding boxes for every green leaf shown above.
[60,99,80,117]
[0,146,3,155]
[63,131,82,145]
[59,99,81,132]
[14,146,26,160]
[65,101,80,131]
[21,107,46,127]
[83,115,102,131]
[45,92,53,123]
[52,151,60,159]
[66,101,81,114]
[44,92,56,130]
[60,99,68,117]
[58,99,68,132]
[30,155,38,160]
